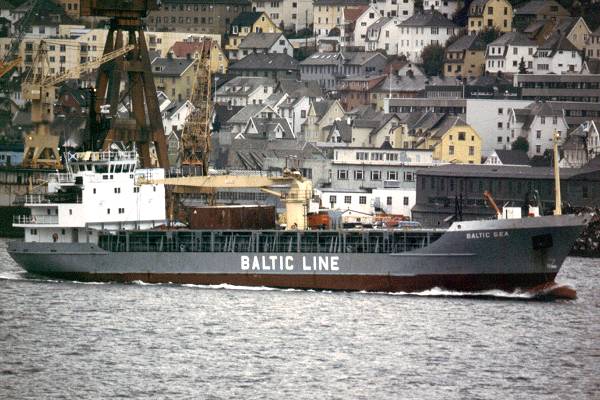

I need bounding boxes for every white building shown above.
[353,6,381,48]
[422,0,460,19]
[372,0,414,20]
[465,98,532,156]
[485,32,537,74]
[214,76,276,107]
[508,102,569,158]
[162,100,194,137]
[251,0,313,31]
[278,96,312,136]
[365,17,399,54]
[372,188,416,217]
[236,32,294,61]
[14,151,166,244]
[560,121,600,168]
[534,33,583,74]
[397,10,458,62]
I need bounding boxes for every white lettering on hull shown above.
[466,231,509,240]
[241,255,340,272]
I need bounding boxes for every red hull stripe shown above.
[36,272,558,293]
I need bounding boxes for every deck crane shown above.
[142,170,314,230]
[0,0,39,89]
[180,44,213,176]
[0,57,22,79]
[21,41,134,168]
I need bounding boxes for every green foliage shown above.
[512,137,529,153]
[518,57,527,74]
[480,27,502,45]
[421,43,445,76]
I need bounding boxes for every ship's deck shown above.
[98,229,445,254]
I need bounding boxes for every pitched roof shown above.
[217,76,275,97]
[489,32,536,47]
[170,39,214,58]
[239,32,283,49]
[326,120,353,143]
[229,53,299,71]
[300,52,343,65]
[430,115,468,138]
[312,99,336,117]
[227,139,325,170]
[344,5,369,22]
[276,79,323,98]
[537,32,578,55]
[151,57,195,76]
[493,150,530,165]
[230,11,264,27]
[343,51,386,66]
[366,17,392,34]
[514,0,567,16]
[213,104,244,127]
[250,117,294,139]
[447,34,486,52]
[314,0,369,5]
[401,10,457,28]
[227,104,273,124]
[417,164,585,179]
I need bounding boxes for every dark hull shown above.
[32,271,558,293]
[9,214,590,294]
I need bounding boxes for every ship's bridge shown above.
[14,150,166,243]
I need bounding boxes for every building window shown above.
[469,146,474,156]
[536,145,541,154]
[359,196,367,204]
[498,122,503,129]
[337,170,348,180]
[536,130,542,139]
[386,196,392,205]
[344,196,351,204]
[354,170,364,180]
[107,208,111,214]
[449,145,455,155]
[403,197,409,206]
[371,170,381,181]
[330,195,336,204]
[498,108,503,115]
[387,171,398,180]
[458,132,466,141]
[540,116,545,124]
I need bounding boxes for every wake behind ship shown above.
[7,150,591,294]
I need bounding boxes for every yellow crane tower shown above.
[179,43,213,176]
[21,41,134,169]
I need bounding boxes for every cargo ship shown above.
[7,150,591,294]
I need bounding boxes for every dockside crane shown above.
[21,41,134,168]
[180,43,213,176]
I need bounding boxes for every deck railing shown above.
[13,215,59,224]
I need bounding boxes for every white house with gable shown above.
[397,10,458,62]
[353,6,381,48]
[486,32,537,74]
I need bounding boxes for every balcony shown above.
[24,193,82,204]
[13,215,59,225]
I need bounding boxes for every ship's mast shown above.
[553,130,562,216]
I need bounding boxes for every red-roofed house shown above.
[168,38,229,74]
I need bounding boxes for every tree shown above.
[512,137,529,153]
[421,43,445,76]
[480,27,502,45]
[518,57,527,74]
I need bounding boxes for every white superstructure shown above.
[14,151,166,244]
